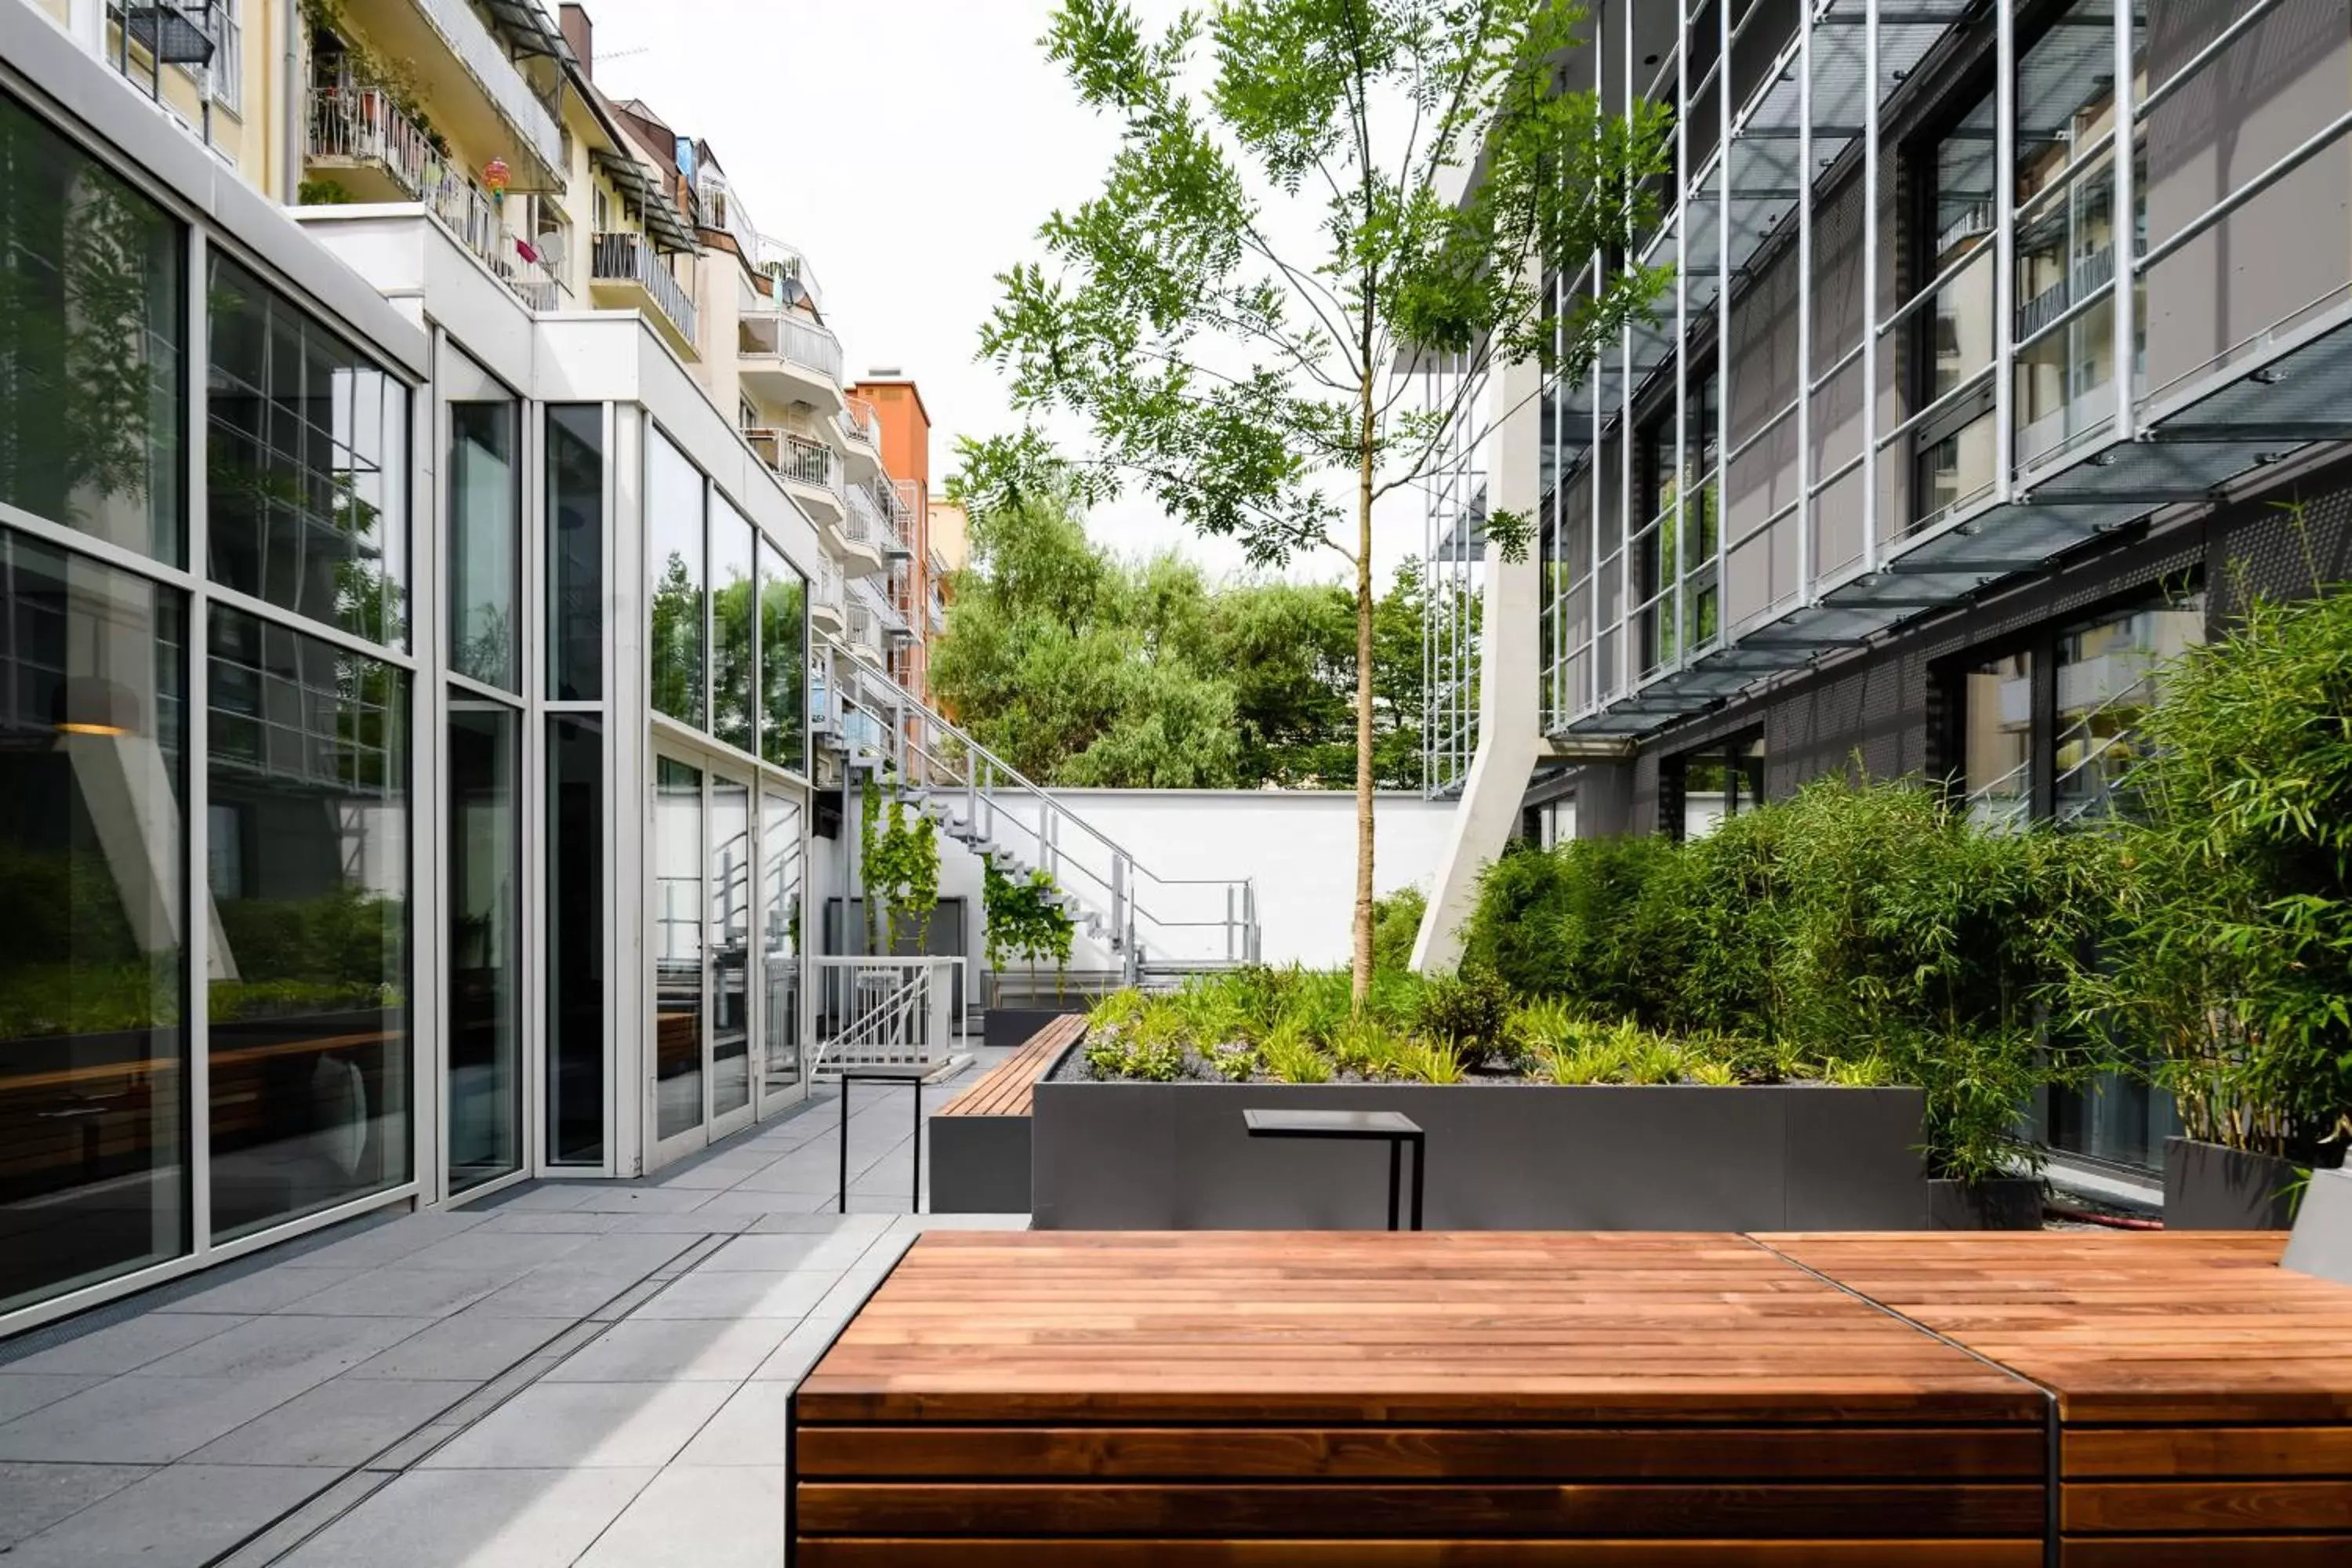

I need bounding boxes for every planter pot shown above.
[984,1007,1083,1051]
[1927,1177,2045,1231]
[1031,1080,1933,1231]
[2165,1136,2307,1230]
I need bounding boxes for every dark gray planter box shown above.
[2165,1136,2306,1229]
[930,1115,1036,1214]
[1927,1177,2045,1231]
[983,1007,1082,1051]
[1031,1080,1932,1231]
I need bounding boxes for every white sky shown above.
[586,0,1429,589]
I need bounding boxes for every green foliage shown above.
[2067,583,2352,1157]
[1369,885,1426,976]
[982,862,1077,993]
[861,779,942,949]
[1413,963,1511,1062]
[1460,833,1683,1019]
[1259,1019,1332,1083]
[1399,1038,1467,1085]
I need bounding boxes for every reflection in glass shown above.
[2056,593,2203,823]
[206,605,409,1239]
[1963,650,2035,830]
[653,757,703,1141]
[1677,734,1765,842]
[0,94,184,564]
[759,539,807,773]
[0,528,188,1312]
[711,778,752,1117]
[648,432,705,728]
[547,405,604,702]
[448,703,518,1192]
[548,717,604,1165]
[207,255,408,645]
[760,790,804,1098]
[450,403,518,691]
[711,500,755,754]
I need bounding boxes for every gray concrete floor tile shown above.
[270,1264,513,1319]
[677,1186,821,1214]
[394,1230,604,1272]
[277,1465,656,1568]
[471,1185,593,1213]
[889,1211,1033,1232]
[671,1381,792,1468]
[0,1374,321,1464]
[0,1312,252,1376]
[0,1463,325,1568]
[185,1378,474,1468]
[701,1231,880,1272]
[600,1211,757,1233]
[341,1310,568,1381]
[628,1270,839,1321]
[544,1317,799,1383]
[278,1214,488,1270]
[564,1188,714,1214]
[151,1265,369,1316]
[574,1462,785,1568]
[0,1461,152,1550]
[419,1381,732,1468]
[746,1211,895,1236]
[745,1318,850,1383]
[134,1314,434,1382]
[0,1373,108,1425]
[464,1211,625,1235]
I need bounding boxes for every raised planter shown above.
[2165,1136,2309,1230]
[982,1007,1082,1051]
[1031,1080,1933,1231]
[1927,1177,2045,1232]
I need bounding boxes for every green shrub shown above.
[1400,1037,1466,1084]
[1259,1020,1331,1083]
[1369,886,1426,975]
[1413,963,1511,1061]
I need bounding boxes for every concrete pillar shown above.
[1410,356,1543,974]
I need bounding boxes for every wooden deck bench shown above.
[926,1013,1085,1214]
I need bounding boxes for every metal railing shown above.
[841,481,886,550]
[840,397,882,450]
[843,601,887,661]
[590,230,698,345]
[813,644,1261,979]
[738,308,845,385]
[811,557,846,622]
[809,956,956,1073]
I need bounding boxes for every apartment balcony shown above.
[837,482,890,579]
[103,1,231,151]
[322,0,564,188]
[926,585,946,634]
[854,576,912,644]
[590,231,698,358]
[305,71,563,310]
[739,309,846,413]
[843,602,887,666]
[809,558,846,635]
[834,396,884,481]
[878,481,915,561]
[746,427,846,529]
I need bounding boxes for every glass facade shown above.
[547,715,604,1166]
[760,789,804,1098]
[0,528,188,1313]
[546,406,604,703]
[653,756,704,1142]
[648,430,705,728]
[759,539,806,774]
[448,702,519,1193]
[207,256,408,647]
[205,605,410,1240]
[1672,735,1765,842]
[711,499,755,756]
[710,777,752,1118]
[449,401,519,691]
[0,95,183,565]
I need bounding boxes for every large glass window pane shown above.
[711,500,754,754]
[648,432,705,728]
[449,402,518,691]
[2055,593,2205,823]
[711,777,751,1117]
[547,405,604,702]
[207,256,408,645]
[1962,649,2035,830]
[760,789,804,1099]
[0,528,188,1312]
[206,604,408,1238]
[448,702,518,1192]
[652,756,702,1141]
[0,94,184,564]
[758,539,806,773]
[548,716,604,1165]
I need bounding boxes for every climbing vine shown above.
[983,862,1076,998]
[859,773,941,950]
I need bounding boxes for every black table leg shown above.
[1386,1139,1401,1232]
[838,1075,851,1215]
[1409,1133,1425,1232]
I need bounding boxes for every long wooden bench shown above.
[926,1014,1086,1213]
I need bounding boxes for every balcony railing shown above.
[840,397,882,450]
[305,71,561,310]
[841,482,886,552]
[591,231,698,346]
[779,430,840,495]
[811,558,847,620]
[738,308,845,385]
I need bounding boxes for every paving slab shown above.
[0,1373,323,1464]
[0,1461,152,1549]
[0,1463,327,1568]
[185,1378,476,1468]
[573,1462,786,1568]
[277,1465,657,1568]
[542,1316,800,1383]
[419,1381,733,1468]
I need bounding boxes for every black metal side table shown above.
[838,1065,931,1216]
[1243,1108,1425,1231]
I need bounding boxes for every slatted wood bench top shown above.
[935,1014,1087,1119]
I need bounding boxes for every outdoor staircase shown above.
[809,642,1261,988]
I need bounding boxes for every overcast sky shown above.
[586,0,1428,588]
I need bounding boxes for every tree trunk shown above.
[1352,372,1377,1005]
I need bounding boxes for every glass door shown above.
[758,788,807,1112]
[650,754,706,1163]
[709,772,755,1140]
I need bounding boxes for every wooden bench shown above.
[926,1014,1086,1214]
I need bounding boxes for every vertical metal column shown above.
[2112,0,2138,442]
[1863,0,1882,570]
[1672,0,1690,668]
[1994,0,2017,502]
[1796,0,1815,605]
[1615,0,1633,688]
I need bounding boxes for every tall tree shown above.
[982,0,1671,998]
